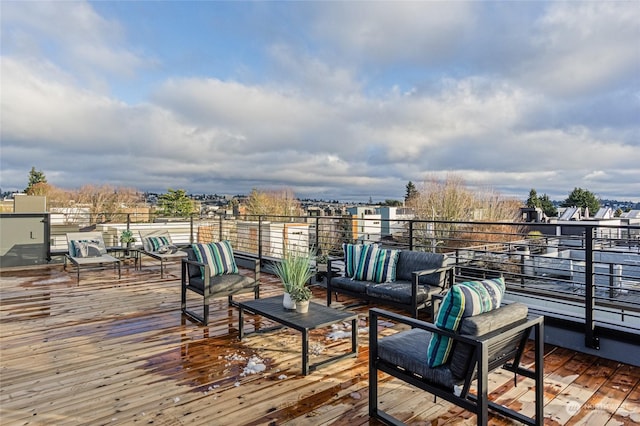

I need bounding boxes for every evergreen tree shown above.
[526,189,541,208]
[405,181,419,203]
[157,189,196,217]
[539,194,557,217]
[526,188,557,217]
[562,187,600,216]
[25,167,47,194]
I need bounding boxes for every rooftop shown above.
[1,260,639,425]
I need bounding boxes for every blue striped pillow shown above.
[145,236,171,252]
[426,277,506,367]
[192,241,238,278]
[353,245,400,283]
[343,243,370,278]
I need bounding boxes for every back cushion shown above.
[71,239,107,258]
[426,277,506,367]
[143,235,172,252]
[343,243,374,278]
[192,240,238,278]
[352,244,400,283]
[395,251,446,285]
[449,303,529,379]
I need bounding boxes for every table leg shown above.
[239,307,244,340]
[351,318,358,355]
[302,329,309,375]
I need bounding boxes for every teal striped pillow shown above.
[426,277,506,367]
[342,243,370,278]
[192,241,239,278]
[353,245,400,283]
[145,236,171,252]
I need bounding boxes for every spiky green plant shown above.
[120,230,136,244]
[269,249,314,293]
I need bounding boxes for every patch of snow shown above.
[242,355,267,375]
[309,343,325,355]
[327,330,351,340]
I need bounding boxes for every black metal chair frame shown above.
[369,308,544,426]
[181,253,260,325]
[64,232,121,283]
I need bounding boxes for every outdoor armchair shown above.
[181,241,260,325]
[369,278,544,426]
[65,232,121,283]
[138,229,188,278]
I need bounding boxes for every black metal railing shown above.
[2,211,639,350]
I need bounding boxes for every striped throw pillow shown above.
[426,277,506,367]
[353,245,400,283]
[144,236,172,252]
[192,241,239,278]
[343,243,371,278]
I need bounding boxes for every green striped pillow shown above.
[144,236,171,252]
[192,241,239,278]
[426,277,506,367]
[342,243,372,278]
[353,245,400,283]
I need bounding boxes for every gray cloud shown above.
[1,1,638,202]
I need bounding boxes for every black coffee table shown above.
[238,295,358,375]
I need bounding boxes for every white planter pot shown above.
[295,300,310,313]
[283,292,296,310]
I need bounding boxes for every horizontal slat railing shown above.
[3,211,639,348]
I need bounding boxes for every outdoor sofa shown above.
[326,244,453,317]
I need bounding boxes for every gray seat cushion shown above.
[395,251,445,286]
[366,282,441,304]
[188,274,256,296]
[330,276,372,293]
[378,328,457,390]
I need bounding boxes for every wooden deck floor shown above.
[1,260,639,425]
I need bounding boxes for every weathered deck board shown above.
[1,262,639,425]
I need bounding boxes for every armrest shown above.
[431,293,446,319]
[369,308,481,347]
[412,265,453,290]
[370,307,543,349]
[327,256,341,281]
[182,258,205,268]
[233,254,260,280]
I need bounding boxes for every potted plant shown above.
[315,253,329,273]
[270,249,314,310]
[289,285,312,313]
[120,230,136,250]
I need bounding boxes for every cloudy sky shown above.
[1,1,639,202]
